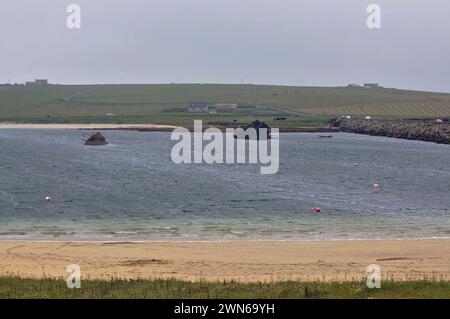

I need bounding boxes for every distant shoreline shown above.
[0,122,338,133]
[0,123,179,131]
[3,121,449,141]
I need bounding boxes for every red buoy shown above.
[311,207,321,213]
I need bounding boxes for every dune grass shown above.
[0,277,449,299]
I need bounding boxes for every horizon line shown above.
[2,81,449,94]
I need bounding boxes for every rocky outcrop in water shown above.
[339,119,450,144]
[84,132,108,145]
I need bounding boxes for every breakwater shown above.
[339,119,450,144]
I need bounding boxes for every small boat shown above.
[318,135,333,138]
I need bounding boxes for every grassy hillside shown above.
[0,277,449,299]
[1,84,450,127]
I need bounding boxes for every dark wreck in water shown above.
[234,120,271,140]
[84,132,108,146]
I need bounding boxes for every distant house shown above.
[25,79,48,86]
[364,83,380,89]
[215,103,237,113]
[347,83,362,88]
[187,102,209,112]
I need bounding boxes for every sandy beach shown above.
[0,239,448,282]
[0,123,178,130]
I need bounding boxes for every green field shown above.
[1,84,450,127]
[0,277,449,299]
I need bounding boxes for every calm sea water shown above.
[0,129,449,241]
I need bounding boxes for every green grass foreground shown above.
[1,278,449,299]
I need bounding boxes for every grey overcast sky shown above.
[1,0,449,92]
